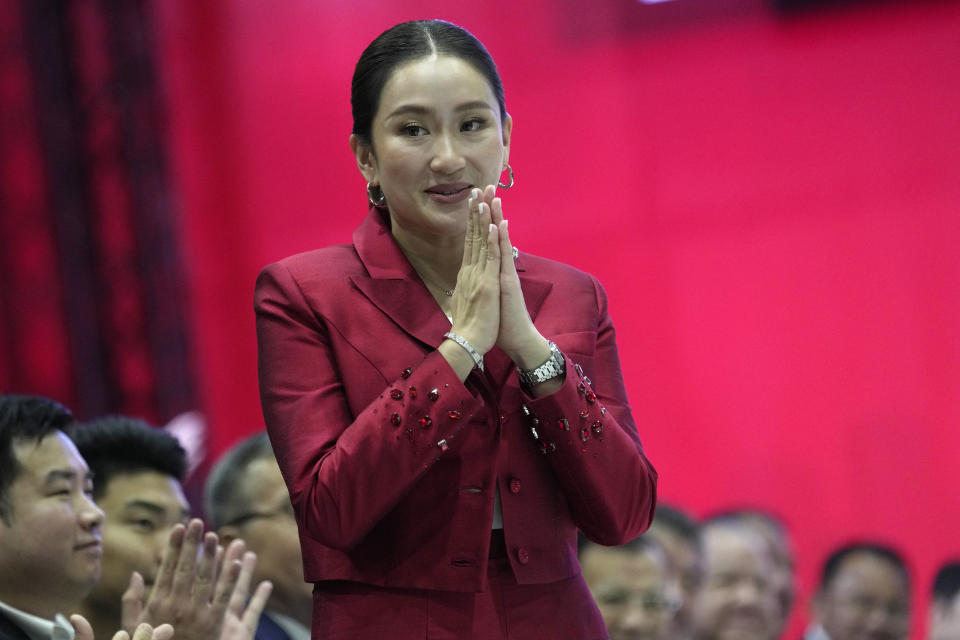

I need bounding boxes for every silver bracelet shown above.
[443,332,485,371]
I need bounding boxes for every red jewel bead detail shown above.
[592,420,603,435]
[579,427,590,442]
[448,409,462,420]
[557,417,570,431]
[390,389,403,400]
[390,413,402,426]
[540,440,555,455]
[401,368,412,379]
[585,390,597,404]
[577,382,586,394]
[428,388,440,401]
[408,386,418,398]
[579,408,590,419]
[419,415,432,429]
[437,439,449,451]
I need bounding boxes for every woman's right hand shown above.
[448,187,502,354]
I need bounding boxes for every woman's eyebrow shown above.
[385,101,494,119]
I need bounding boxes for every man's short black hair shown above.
[69,415,187,500]
[818,542,910,593]
[204,431,276,530]
[651,502,700,545]
[0,394,75,523]
[932,561,960,604]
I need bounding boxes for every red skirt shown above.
[311,537,609,639]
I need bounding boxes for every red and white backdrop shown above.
[2,0,958,637]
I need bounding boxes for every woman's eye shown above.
[461,118,484,132]
[402,124,427,137]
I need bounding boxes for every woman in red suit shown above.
[255,19,657,640]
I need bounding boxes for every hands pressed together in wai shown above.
[440,186,560,394]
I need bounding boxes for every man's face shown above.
[692,526,777,640]
[85,471,189,611]
[928,591,960,640]
[231,457,312,620]
[646,524,701,638]
[582,545,673,640]
[0,432,104,616]
[815,553,909,640]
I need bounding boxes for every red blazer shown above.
[255,208,657,592]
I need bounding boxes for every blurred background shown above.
[1,0,958,636]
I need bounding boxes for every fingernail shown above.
[489,223,495,232]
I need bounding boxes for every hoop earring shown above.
[497,165,514,190]
[366,182,386,207]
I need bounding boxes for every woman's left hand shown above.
[482,187,553,370]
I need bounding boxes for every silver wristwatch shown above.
[517,341,565,388]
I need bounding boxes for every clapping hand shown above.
[70,616,174,640]
[120,518,272,640]
[219,550,273,640]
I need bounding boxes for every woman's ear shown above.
[501,113,513,166]
[350,134,378,183]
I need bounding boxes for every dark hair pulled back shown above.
[351,20,506,146]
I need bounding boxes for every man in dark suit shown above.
[205,433,311,640]
[69,416,276,640]
[69,416,190,637]
[0,394,104,639]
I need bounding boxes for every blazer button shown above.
[516,547,530,564]
[509,478,521,494]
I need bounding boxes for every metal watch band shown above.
[517,340,565,388]
[443,332,485,371]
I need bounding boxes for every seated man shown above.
[70,416,190,636]
[580,535,676,640]
[205,432,312,640]
[643,503,702,640]
[708,509,796,639]
[70,415,272,640]
[929,561,960,640]
[0,394,104,639]
[806,543,910,640]
[691,516,779,640]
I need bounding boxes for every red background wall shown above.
[152,1,960,637]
